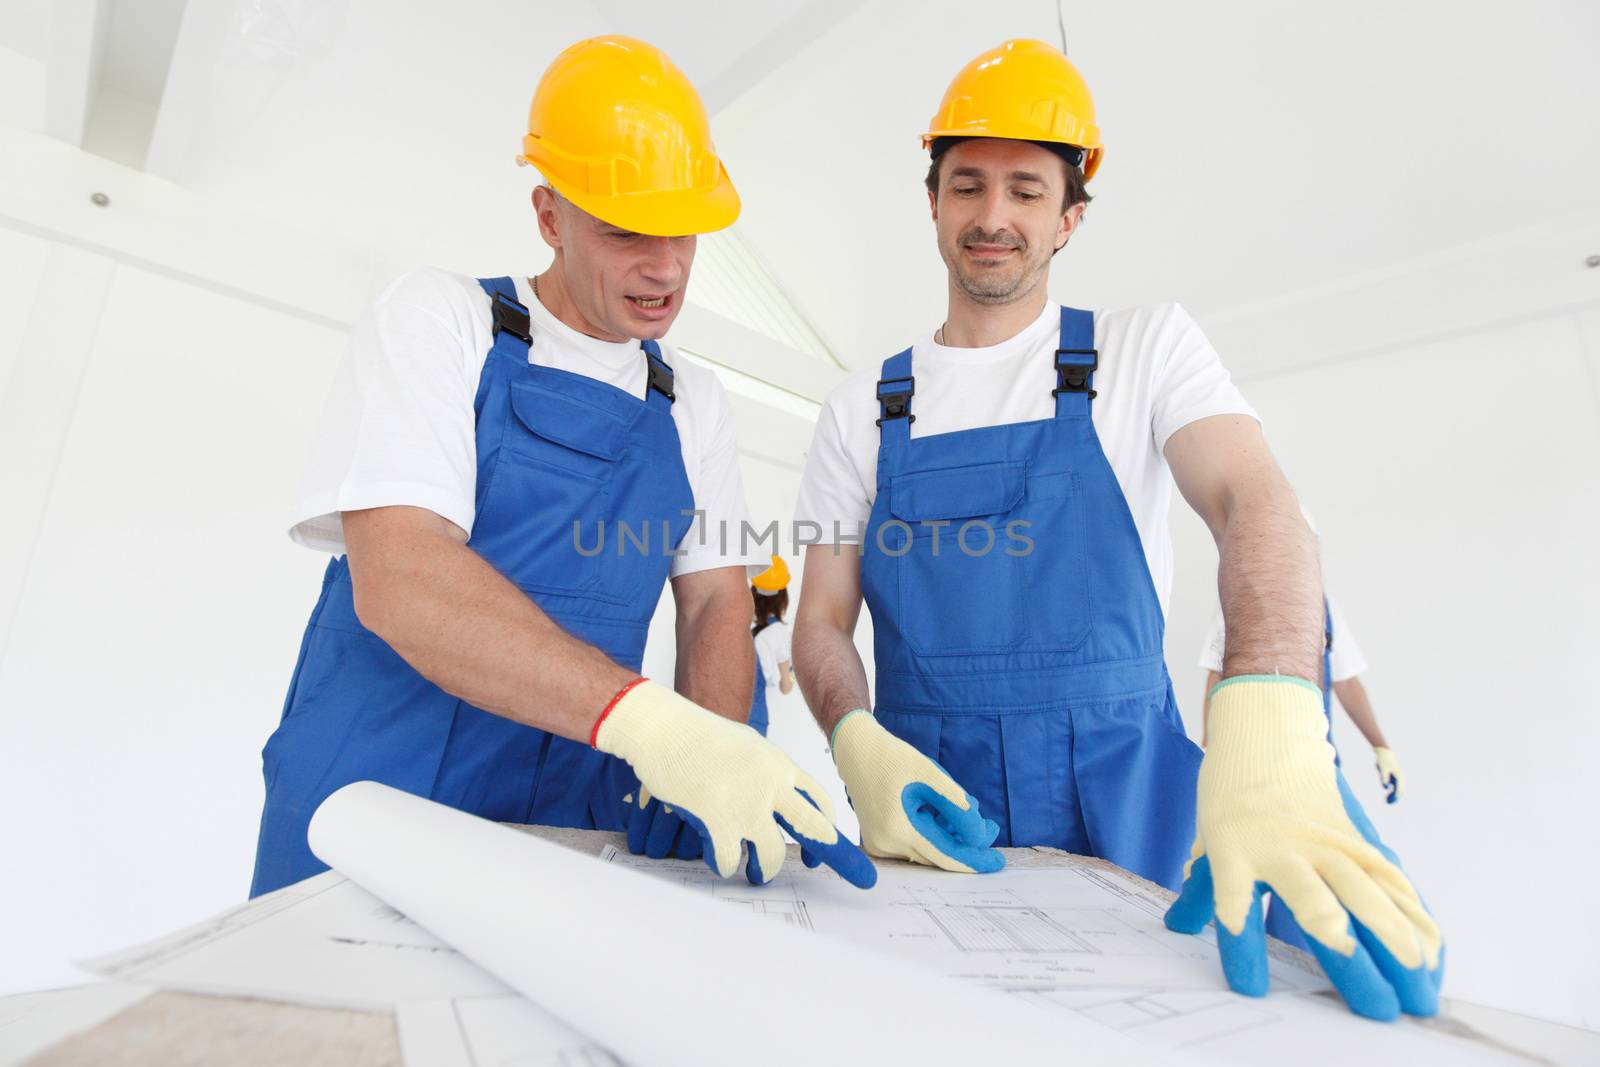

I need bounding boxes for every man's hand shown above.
[1373,746,1404,804]
[594,679,877,888]
[830,710,1004,874]
[1164,677,1443,1020]
[625,791,704,862]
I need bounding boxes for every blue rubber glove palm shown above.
[625,791,703,863]
[1164,677,1443,1021]
[828,709,1004,874]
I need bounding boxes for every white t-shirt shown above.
[753,617,793,688]
[793,302,1257,615]
[1197,594,1369,682]
[290,268,764,578]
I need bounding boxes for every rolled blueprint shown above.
[308,781,1180,1067]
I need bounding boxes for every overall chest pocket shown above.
[885,461,1029,656]
[474,381,627,595]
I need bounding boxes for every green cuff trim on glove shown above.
[830,708,870,751]
[1209,673,1321,700]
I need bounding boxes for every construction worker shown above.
[792,39,1439,1019]
[751,555,798,733]
[251,36,874,897]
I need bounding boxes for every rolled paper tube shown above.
[308,782,1177,1067]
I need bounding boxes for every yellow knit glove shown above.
[1164,677,1443,1020]
[830,710,1004,874]
[1373,745,1404,804]
[593,680,875,887]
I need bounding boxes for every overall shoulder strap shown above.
[875,347,915,448]
[1052,305,1098,419]
[641,339,675,412]
[480,277,531,345]
[476,277,533,417]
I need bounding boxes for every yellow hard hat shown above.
[923,39,1103,181]
[518,36,741,236]
[751,555,790,593]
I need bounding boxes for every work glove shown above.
[1164,677,1443,1021]
[624,790,703,862]
[593,679,876,888]
[828,709,1004,874]
[1373,746,1404,804]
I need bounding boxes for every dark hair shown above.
[752,587,788,635]
[924,139,1093,217]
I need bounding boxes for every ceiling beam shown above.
[45,0,109,146]
[701,0,865,116]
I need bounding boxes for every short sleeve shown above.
[671,371,769,578]
[1149,304,1260,453]
[1326,595,1369,681]
[1196,611,1227,673]
[288,270,483,553]
[793,397,871,546]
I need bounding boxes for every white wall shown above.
[0,254,343,993]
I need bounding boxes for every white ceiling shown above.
[13,0,1600,369]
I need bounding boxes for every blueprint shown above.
[598,846,1543,1066]
[597,844,1324,995]
[85,784,1159,1067]
[81,784,1543,1067]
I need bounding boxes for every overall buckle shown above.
[875,375,916,426]
[489,292,531,343]
[1053,348,1098,399]
[646,354,676,402]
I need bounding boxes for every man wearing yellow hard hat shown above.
[792,39,1441,1019]
[250,36,874,896]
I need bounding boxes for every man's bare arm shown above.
[793,543,872,739]
[672,565,755,721]
[1332,675,1390,749]
[1166,415,1322,683]
[344,505,635,741]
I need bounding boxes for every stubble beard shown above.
[946,239,1051,306]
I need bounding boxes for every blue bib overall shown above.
[860,307,1203,890]
[749,660,769,735]
[250,278,694,896]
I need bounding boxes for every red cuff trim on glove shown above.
[591,676,648,748]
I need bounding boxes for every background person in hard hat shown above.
[250,36,874,898]
[792,38,1440,1020]
[751,555,797,733]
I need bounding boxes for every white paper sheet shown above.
[86,870,509,1008]
[80,783,1540,1067]
[597,844,1325,994]
[394,996,618,1067]
[601,847,1542,1066]
[305,781,1178,1067]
